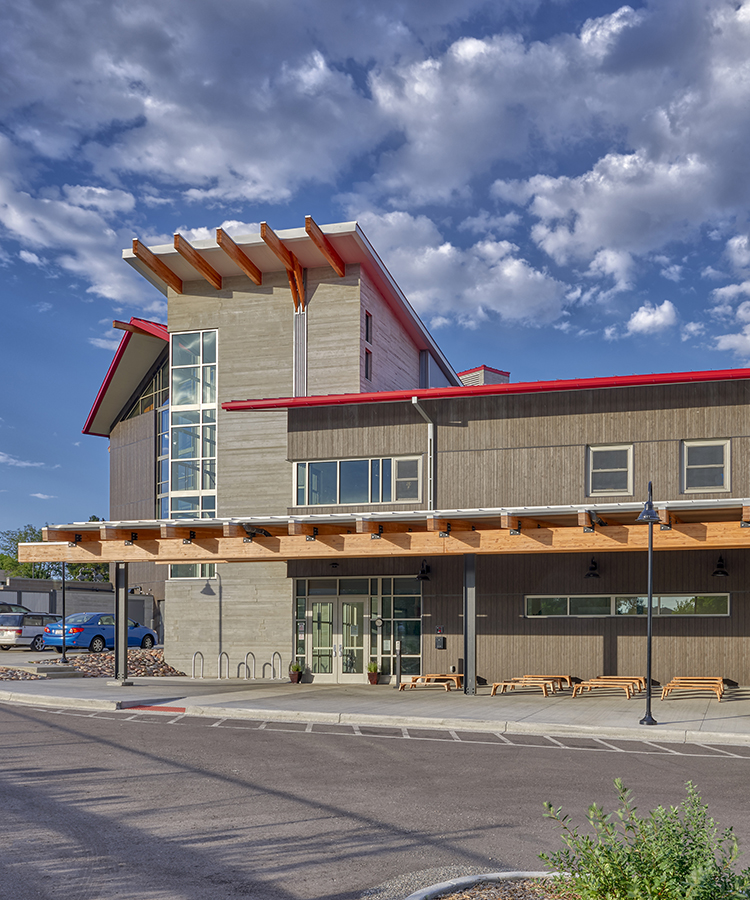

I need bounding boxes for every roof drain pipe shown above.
[411,396,435,511]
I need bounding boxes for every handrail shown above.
[239,651,256,680]
[191,651,204,680]
[272,651,282,679]
[217,651,229,679]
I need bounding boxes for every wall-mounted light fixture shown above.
[712,555,729,577]
[417,559,430,582]
[584,558,600,578]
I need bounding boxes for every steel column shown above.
[112,562,133,686]
[463,553,476,695]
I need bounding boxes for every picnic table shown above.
[491,676,557,697]
[572,676,644,699]
[398,673,463,691]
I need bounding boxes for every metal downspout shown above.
[411,397,435,511]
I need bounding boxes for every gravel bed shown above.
[360,869,569,900]
[0,668,43,681]
[27,648,186,678]
[426,880,573,900]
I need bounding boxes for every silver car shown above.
[0,613,61,652]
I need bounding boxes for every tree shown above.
[0,517,109,583]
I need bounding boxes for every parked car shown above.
[0,602,31,614]
[44,613,158,653]
[0,613,61,651]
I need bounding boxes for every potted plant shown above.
[367,662,379,685]
[289,662,303,684]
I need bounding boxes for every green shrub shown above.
[541,779,750,899]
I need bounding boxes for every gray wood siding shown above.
[360,267,421,392]
[109,413,165,600]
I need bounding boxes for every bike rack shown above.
[217,651,229,679]
[239,651,256,680]
[191,651,204,680]
[272,651,283,679]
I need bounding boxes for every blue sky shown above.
[3,0,750,530]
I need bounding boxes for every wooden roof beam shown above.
[216,228,262,286]
[132,240,182,294]
[260,222,305,311]
[305,215,346,277]
[174,233,222,290]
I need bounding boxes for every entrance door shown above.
[309,597,368,683]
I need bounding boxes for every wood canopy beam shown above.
[173,233,223,290]
[132,240,182,294]
[20,521,750,565]
[305,215,346,277]
[260,222,305,311]
[216,228,262,285]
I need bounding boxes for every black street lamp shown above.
[60,561,69,664]
[636,481,660,726]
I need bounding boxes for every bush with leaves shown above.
[541,779,750,899]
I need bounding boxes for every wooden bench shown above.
[573,679,634,699]
[661,677,724,702]
[398,673,463,691]
[589,676,646,692]
[491,678,555,697]
[515,675,571,691]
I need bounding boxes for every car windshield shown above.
[64,613,96,625]
[0,605,28,613]
[0,614,23,626]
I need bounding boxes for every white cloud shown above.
[625,300,678,335]
[354,210,569,326]
[19,249,43,265]
[587,249,634,293]
[726,234,750,269]
[715,325,750,358]
[30,493,56,500]
[661,264,682,282]
[62,185,135,213]
[681,321,705,341]
[0,451,45,468]
[458,210,520,236]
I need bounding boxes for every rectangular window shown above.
[365,312,373,344]
[295,457,420,505]
[527,594,729,617]
[588,444,632,495]
[170,563,216,579]
[683,440,730,492]
[365,349,372,381]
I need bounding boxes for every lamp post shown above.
[60,561,69,664]
[636,481,660,726]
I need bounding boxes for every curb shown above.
[403,871,554,900]
[1,689,749,746]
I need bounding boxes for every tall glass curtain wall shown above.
[295,577,422,675]
[170,331,217,520]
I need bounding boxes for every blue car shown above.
[44,613,158,653]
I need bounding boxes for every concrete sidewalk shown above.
[1,675,750,745]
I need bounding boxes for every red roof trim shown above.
[83,318,168,436]
[223,366,750,412]
[458,365,510,376]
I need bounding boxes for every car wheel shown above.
[140,635,155,649]
[0,645,9,651]
[89,635,106,653]
[30,635,45,652]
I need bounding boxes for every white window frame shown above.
[587,444,633,496]
[525,593,730,617]
[293,456,422,506]
[682,439,730,493]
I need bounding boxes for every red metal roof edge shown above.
[458,365,510,376]
[82,318,168,437]
[222,366,750,412]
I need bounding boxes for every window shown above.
[365,312,373,344]
[588,444,632,495]
[365,349,372,381]
[170,563,216,579]
[170,331,217,520]
[683,440,729,492]
[526,593,729,617]
[295,456,421,505]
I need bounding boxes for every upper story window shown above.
[588,444,632,496]
[683,439,730,492]
[365,312,373,344]
[170,330,217,520]
[124,358,168,420]
[295,456,421,506]
[365,349,373,381]
[526,593,729,617]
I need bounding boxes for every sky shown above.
[3,0,750,530]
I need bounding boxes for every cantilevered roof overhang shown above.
[83,318,168,437]
[18,499,750,566]
[123,219,459,387]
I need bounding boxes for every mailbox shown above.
[435,635,447,650]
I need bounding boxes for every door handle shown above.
[332,645,337,657]
[338,643,343,656]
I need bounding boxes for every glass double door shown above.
[309,597,368,683]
